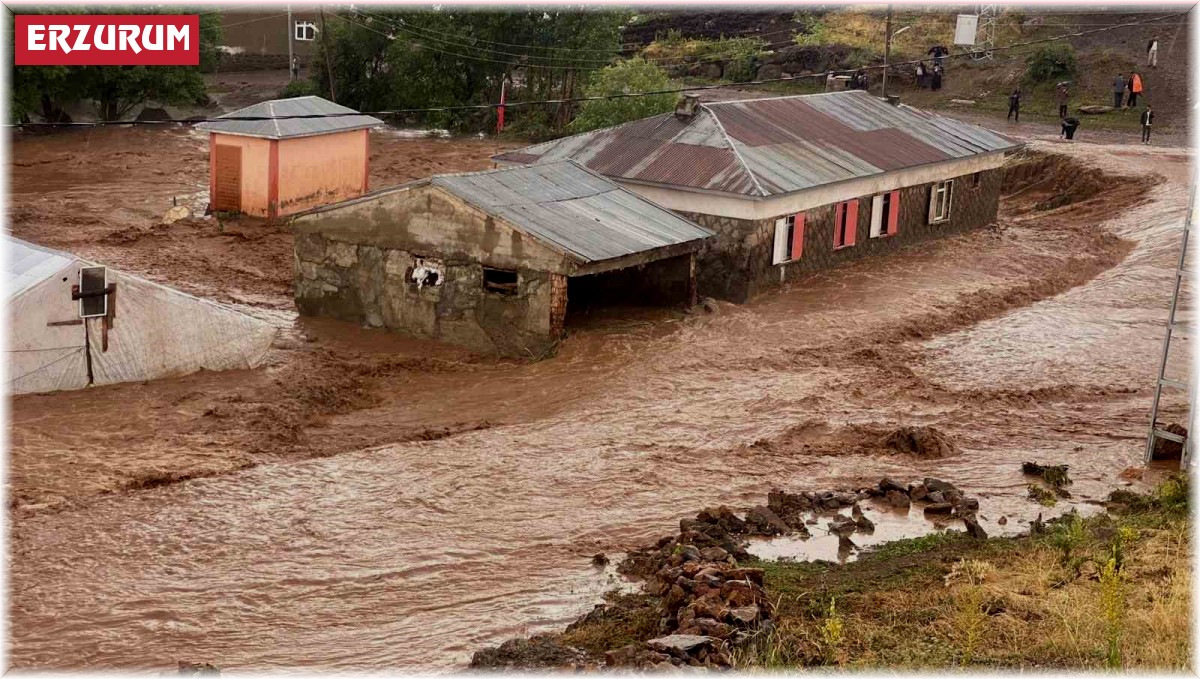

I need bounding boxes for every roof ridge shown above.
[700,105,768,197]
[702,89,869,107]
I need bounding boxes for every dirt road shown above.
[7,130,1190,670]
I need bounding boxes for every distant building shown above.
[494,90,1022,302]
[196,96,383,219]
[6,236,275,395]
[290,160,712,357]
[217,9,321,71]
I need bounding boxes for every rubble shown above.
[884,426,959,459]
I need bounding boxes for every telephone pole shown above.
[287,5,295,80]
[882,4,893,97]
[319,7,337,102]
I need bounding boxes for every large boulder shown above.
[885,426,958,459]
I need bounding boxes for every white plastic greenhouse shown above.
[6,235,276,395]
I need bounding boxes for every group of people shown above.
[1005,72,1155,144]
[915,44,949,91]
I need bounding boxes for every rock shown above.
[720,580,760,607]
[697,506,746,534]
[959,497,980,512]
[998,515,1008,525]
[693,617,734,638]
[1078,104,1113,114]
[743,506,791,536]
[837,534,857,559]
[962,514,988,539]
[699,297,719,315]
[884,426,958,458]
[472,635,588,669]
[924,478,959,494]
[591,553,609,568]
[699,546,730,562]
[879,477,908,494]
[885,490,911,509]
[927,491,946,504]
[177,662,220,676]
[679,545,702,562]
[909,483,928,502]
[605,642,671,668]
[855,514,875,533]
[724,568,765,586]
[647,634,715,656]
[924,502,954,515]
[828,514,857,536]
[950,98,976,105]
[729,604,761,625]
[163,205,190,224]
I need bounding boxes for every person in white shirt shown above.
[1147,39,1159,68]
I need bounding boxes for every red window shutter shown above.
[791,213,805,260]
[887,190,900,235]
[845,200,858,246]
[834,202,844,247]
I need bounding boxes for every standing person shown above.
[931,64,943,91]
[1113,73,1126,109]
[1007,87,1022,122]
[1141,105,1154,144]
[1055,81,1071,118]
[1147,38,1159,68]
[1127,71,1143,108]
[291,56,300,80]
[928,44,948,69]
[916,61,927,89]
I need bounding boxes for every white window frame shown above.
[772,214,799,265]
[929,180,954,224]
[295,21,318,41]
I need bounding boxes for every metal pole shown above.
[882,5,893,98]
[287,5,294,81]
[320,7,336,102]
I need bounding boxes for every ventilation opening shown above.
[483,267,519,295]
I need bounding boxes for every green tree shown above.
[1025,42,1077,83]
[568,58,675,133]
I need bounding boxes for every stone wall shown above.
[294,230,560,357]
[682,167,1003,302]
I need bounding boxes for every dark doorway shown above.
[566,254,694,326]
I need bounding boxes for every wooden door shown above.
[213,145,242,212]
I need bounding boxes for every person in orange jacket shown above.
[1127,71,1144,108]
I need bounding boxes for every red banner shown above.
[14,15,200,66]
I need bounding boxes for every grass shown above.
[735,475,1191,670]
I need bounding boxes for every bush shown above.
[278,79,320,99]
[568,58,676,133]
[1026,43,1077,82]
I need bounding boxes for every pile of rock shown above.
[862,477,987,539]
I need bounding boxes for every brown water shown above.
[9,141,1191,671]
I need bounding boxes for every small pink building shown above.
[197,96,383,219]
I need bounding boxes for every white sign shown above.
[954,14,979,46]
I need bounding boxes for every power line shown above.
[10,11,1183,128]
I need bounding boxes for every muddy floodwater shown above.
[7,130,1191,670]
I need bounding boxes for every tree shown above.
[568,58,676,133]
[1025,43,1077,83]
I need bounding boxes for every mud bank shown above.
[7,139,1190,671]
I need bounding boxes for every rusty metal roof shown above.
[432,160,712,265]
[494,90,1020,198]
[196,96,383,140]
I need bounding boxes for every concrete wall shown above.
[684,168,1003,302]
[291,184,575,357]
[277,129,369,217]
[210,133,272,217]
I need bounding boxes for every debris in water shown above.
[884,425,959,459]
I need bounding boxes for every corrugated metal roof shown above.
[5,235,76,299]
[494,90,1020,198]
[195,96,384,140]
[432,160,711,264]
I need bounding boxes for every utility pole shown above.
[287,4,294,81]
[882,4,893,98]
[319,7,337,102]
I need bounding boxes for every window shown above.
[482,267,519,295]
[771,213,806,264]
[295,21,317,41]
[971,172,982,188]
[833,199,858,249]
[78,266,108,318]
[870,191,900,238]
[929,180,954,224]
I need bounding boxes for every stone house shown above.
[197,96,382,219]
[290,160,712,357]
[493,90,1022,302]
